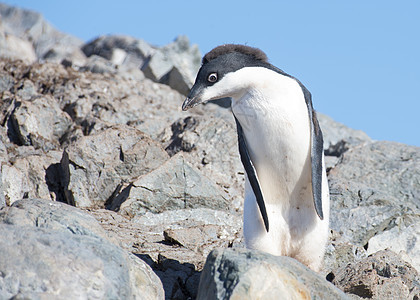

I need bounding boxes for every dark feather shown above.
[203,44,268,65]
[301,87,324,220]
[233,115,270,232]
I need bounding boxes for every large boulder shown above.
[159,110,244,211]
[0,3,84,62]
[117,153,230,217]
[197,248,348,299]
[1,148,62,205]
[0,199,164,299]
[82,35,155,68]
[7,96,73,151]
[63,125,169,208]
[0,32,36,63]
[328,141,420,248]
[141,35,201,95]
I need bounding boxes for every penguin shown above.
[182,44,329,271]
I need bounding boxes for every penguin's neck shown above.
[231,67,312,203]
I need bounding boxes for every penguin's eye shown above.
[207,73,218,83]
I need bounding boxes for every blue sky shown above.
[3,0,419,146]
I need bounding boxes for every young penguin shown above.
[182,44,329,271]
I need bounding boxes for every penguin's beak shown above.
[182,96,200,111]
[182,84,204,111]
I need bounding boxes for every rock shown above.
[7,96,73,151]
[197,248,349,299]
[0,33,37,63]
[160,112,244,211]
[118,153,230,217]
[322,229,368,277]
[331,250,419,300]
[1,149,62,205]
[0,198,111,241]
[64,125,169,207]
[318,113,371,157]
[43,46,87,66]
[160,65,193,96]
[82,35,155,68]
[366,221,420,272]
[0,3,83,60]
[142,35,201,95]
[81,35,201,96]
[0,199,164,299]
[90,207,242,299]
[80,54,119,74]
[0,167,4,209]
[328,141,420,247]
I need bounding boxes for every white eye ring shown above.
[207,73,218,83]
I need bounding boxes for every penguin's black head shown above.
[182,44,270,110]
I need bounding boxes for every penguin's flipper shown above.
[302,88,324,220]
[234,115,270,232]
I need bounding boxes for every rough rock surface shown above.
[328,141,419,248]
[0,3,419,299]
[0,199,164,300]
[118,153,230,217]
[0,3,84,63]
[198,248,348,299]
[331,250,419,300]
[89,208,242,299]
[64,125,170,208]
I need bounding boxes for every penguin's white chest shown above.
[230,68,328,271]
[231,72,312,205]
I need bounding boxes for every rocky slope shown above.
[0,3,419,300]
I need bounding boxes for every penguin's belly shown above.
[233,89,312,207]
[232,86,327,270]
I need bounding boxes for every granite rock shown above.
[8,96,73,151]
[63,125,169,208]
[331,250,419,300]
[118,153,230,217]
[0,3,84,62]
[0,199,164,299]
[90,207,242,299]
[198,248,349,300]
[328,141,420,247]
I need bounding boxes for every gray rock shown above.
[318,113,371,157]
[197,248,349,300]
[0,32,37,63]
[0,3,83,60]
[331,250,419,300]
[82,35,155,68]
[366,221,419,272]
[0,167,4,209]
[0,70,16,94]
[43,46,87,66]
[0,199,164,300]
[160,65,193,96]
[8,96,73,151]
[322,230,368,278]
[328,141,420,247]
[80,54,119,74]
[90,207,242,299]
[0,199,111,241]
[142,35,201,95]
[1,149,62,205]
[160,111,244,211]
[118,153,230,217]
[64,125,169,207]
